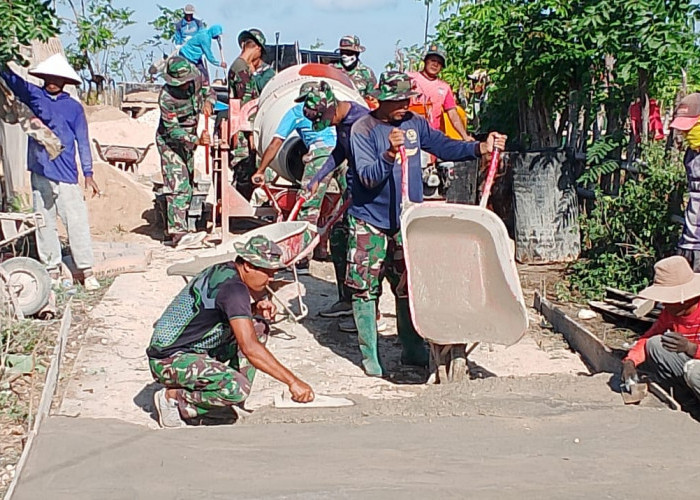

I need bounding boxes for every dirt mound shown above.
[86,162,154,238]
[84,105,131,122]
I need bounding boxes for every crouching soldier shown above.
[147,235,314,427]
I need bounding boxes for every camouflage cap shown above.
[294,81,322,102]
[163,56,200,86]
[299,81,338,132]
[424,43,446,65]
[238,29,267,54]
[234,235,285,270]
[371,71,419,102]
[338,35,365,53]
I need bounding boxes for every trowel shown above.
[273,392,354,409]
[621,381,648,405]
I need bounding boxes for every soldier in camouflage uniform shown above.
[148,235,315,427]
[251,81,336,227]
[157,56,216,247]
[331,35,377,98]
[346,72,504,376]
[228,29,268,198]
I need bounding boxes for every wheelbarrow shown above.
[399,147,528,383]
[93,139,154,172]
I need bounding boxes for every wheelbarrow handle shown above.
[261,184,283,219]
[287,194,306,222]
[480,147,502,208]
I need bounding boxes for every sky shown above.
[55,0,446,77]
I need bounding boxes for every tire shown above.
[0,257,52,316]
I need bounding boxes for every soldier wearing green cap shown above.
[251,81,337,227]
[157,56,216,248]
[147,235,315,427]
[408,44,472,141]
[228,28,270,196]
[345,71,507,377]
[331,35,377,98]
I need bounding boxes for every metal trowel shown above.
[273,392,355,409]
[621,382,648,405]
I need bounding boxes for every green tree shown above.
[0,0,59,65]
[148,4,184,50]
[60,0,134,88]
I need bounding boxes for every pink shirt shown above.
[409,71,457,130]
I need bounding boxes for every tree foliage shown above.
[436,0,700,148]
[0,0,59,66]
[148,4,183,50]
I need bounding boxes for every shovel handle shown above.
[204,113,210,175]
[480,147,501,208]
[399,145,409,206]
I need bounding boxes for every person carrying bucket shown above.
[347,71,506,377]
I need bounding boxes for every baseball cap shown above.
[670,93,700,131]
[184,4,195,14]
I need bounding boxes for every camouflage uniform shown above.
[229,29,269,196]
[332,35,377,98]
[147,236,285,419]
[157,56,215,234]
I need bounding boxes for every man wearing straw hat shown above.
[147,235,314,428]
[347,71,505,377]
[621,256,700,406]
[0,54,101,290]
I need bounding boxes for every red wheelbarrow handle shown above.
[480,147,502,208]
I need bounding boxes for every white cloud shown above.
[311,0,397,12]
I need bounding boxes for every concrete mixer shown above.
[252,63,368,183]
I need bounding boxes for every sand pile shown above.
[84,105,131,123]
[86,162,154,238]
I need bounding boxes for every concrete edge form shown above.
[3,303,72,500]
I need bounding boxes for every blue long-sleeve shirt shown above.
[179,25,223,66]
[0,68,93,184]
[308,102,369,190]
[174,17,203,45]
[349,112,481,230]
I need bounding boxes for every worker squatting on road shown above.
[409,44,473,141]
[347,71,507,377]
[621,256,700,409]
[147,235,314,428]
[251,82,337,228]
[331,35,377,99]
[156,56,216,249]
[0,54,101,291]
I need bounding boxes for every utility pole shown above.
[424,0,431,45]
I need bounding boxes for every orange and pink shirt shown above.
[408,71,457,130]
[625,305,700,366]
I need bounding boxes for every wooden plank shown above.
[4,304,71,500]
[535,292,621,374]
[602,297,660,318]
[589,301,655,325]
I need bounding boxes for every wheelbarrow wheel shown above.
[0,257,51,316]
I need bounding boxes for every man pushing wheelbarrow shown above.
[346,71,507,377]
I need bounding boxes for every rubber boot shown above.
[353,299,383,377]
[396,298,429,367]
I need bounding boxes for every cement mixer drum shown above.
[253,63,368,183]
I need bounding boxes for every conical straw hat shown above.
[29,54,81,85]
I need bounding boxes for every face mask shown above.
[686,122,700,150]
[341,54,358,68]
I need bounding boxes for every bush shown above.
[565,142,686,299]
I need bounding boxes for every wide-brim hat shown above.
[670,93,700,131]
[233,235,286,270]
[637,256,700,303]
[371,71,419,102]
[162,56,200,86]
[238,29,267,54]
[338,35,365,53]
[29,54,81,85]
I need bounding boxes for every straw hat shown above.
[637,256,700,303]
[29,54,81,85]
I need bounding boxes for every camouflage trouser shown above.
[297,146,333,226]
[157,134,194,234]
[149,320,269,419]
[345,214,407,301]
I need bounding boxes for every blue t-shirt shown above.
[274,103,336,149]
[349,112,481,231]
